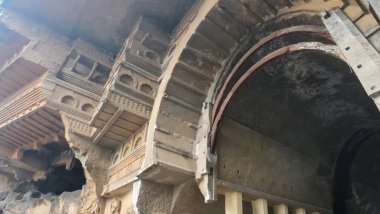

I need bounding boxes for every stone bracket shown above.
[195,102,217,202]
[322,8,380,110]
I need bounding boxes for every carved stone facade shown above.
[0,0,379,213]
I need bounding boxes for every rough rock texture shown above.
[64,131,113,214]
[0,173,81,214]
[135,180,173,214]
[171,181,225,214]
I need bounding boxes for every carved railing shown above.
[105,144,145,191]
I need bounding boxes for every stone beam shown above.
[322,9,380,110]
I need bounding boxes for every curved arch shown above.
[113,154,119,164]
[123,145,130,157]
[210,42,346,150]
[211,25,332,121]
[141,0,348,187]
[134,137,142,149]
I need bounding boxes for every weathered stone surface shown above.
[63,119,113,214]
[0,192,8,201]
[134,180,173,213]
[0,0,380,213]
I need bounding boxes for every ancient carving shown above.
[107,146,145,184]
[108,92,151,117]
[110,199,122,214]
[2,0,380,213]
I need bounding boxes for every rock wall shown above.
[0,173,81,214]
[64,130,113,214]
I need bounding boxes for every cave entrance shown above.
[34,159,86,195]
[18,140,87,195]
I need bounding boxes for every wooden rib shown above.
[31,113,62,132]
[0,133,23,147]
[1,128,29,146]
[44,108,63,121]
[38,110,64,129]
[29,114,60,133]
[23,118,53,137]
[15,120,47,139]
[5,126,36,142]
[0,135,21,148]
[10,123,42,141]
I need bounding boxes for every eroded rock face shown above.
[134,180,173,213]
[64,130,113,214]
[0,173,81,214]
[0,128,113,214]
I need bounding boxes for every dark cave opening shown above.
[34,159,86,195]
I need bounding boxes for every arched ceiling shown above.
[223,51,379,175]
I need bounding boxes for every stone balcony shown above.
[89,37,161,149]
[103,145,145,196]
[102,123,147,196]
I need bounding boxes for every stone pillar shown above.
[251,198,268,214]
[274,204,288,214]
[225,191,242,214]
[294,208,306,214]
